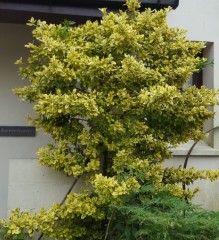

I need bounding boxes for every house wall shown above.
[167,0,219,210]
[1,0,219,219]
[0,24,74,218]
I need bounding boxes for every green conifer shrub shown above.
[107,185,219,240]
[1,0,219,239]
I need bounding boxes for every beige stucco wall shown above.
[167,0,219,210]
[0,24,84,218]
[165,155,219,210]
[168,0,219,147]
[1,0,219,218]
[0,24,52,218]
[7,159,83,216]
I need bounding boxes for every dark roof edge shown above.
[0,0,179,10]
[0,0,179,24]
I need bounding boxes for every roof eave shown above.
[0,0,179,24]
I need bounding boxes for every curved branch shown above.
[37,178,79,240]
[182,126,219,192]
[75,87,88,94]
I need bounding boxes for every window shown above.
[172,42,217,154]
[182,50,203,90]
